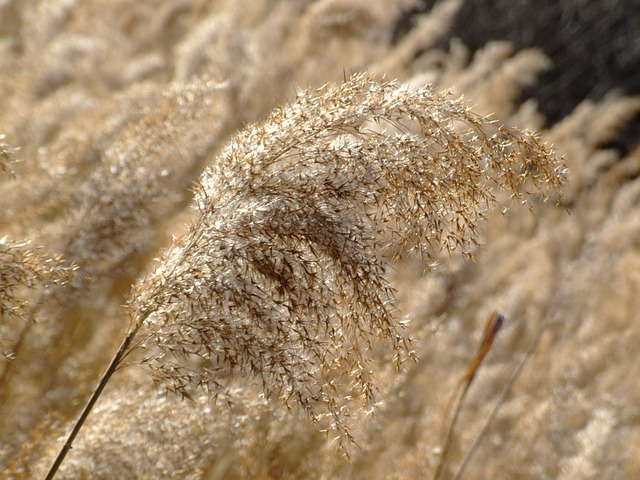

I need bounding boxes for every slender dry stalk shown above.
[433,311,504,480]
[452,311,542,480]
[43,316,146,480]
[44,73,565,478]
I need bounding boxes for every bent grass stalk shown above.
[452,305,559,479]
[433,311,504,480]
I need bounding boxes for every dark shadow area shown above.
[393,0,640,152]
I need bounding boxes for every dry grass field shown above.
[2,1,640,478]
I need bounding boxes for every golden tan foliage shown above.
[128,73,563,447]
[0,237,74,349]
[3,1,640,479]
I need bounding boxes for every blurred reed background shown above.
[1,1,639,478]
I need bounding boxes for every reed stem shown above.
[43,317,146,480]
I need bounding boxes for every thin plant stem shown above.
[452,309,551,480]
[433,371,474,480]
[42,314,147,480]
[433,312,504,480]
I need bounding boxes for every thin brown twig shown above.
[452,309,551,480]
[433,311,504,480]
[42,312,148,480]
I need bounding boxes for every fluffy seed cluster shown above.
[129,73,565,439]
[0,237,74,351]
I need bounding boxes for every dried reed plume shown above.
[1,138,75,360]
[131,72,564,428]
[0,238,73,343]
[46,73,565,477]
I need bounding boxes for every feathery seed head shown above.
[130,73,565,441]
